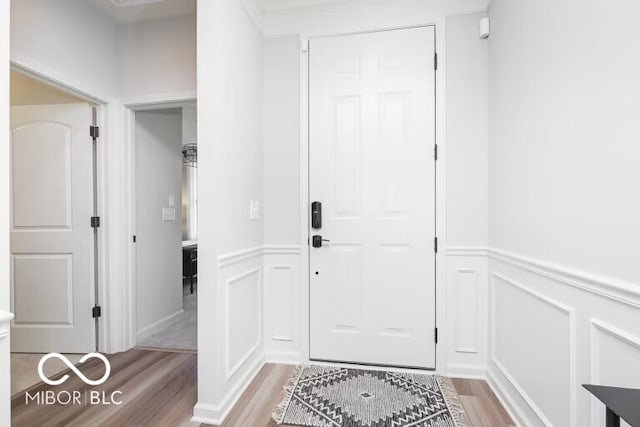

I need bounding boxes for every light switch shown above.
[168,195,175,208]
[249,200,260,221]
[162,207,176,221]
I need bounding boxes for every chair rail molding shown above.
[446,246,640,307]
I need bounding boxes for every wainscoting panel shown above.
[492,273,575,427]
[263,245,301,364]
[445,250,488,378]
[590,320,640,427]
[487,251,640,427]
[225,267,262,379]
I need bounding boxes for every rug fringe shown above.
[272,364,305,425]
[436,376,469,427]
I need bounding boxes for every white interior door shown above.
[10,103,95,353]
[309,27,437,369]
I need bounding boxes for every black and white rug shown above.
[273,365,468,427]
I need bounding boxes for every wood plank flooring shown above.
[11,349,199,427]
[12,349,513,427]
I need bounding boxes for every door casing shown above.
[298,22,448,373]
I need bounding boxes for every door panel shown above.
[309,27,436,368]
[10,103,94,353]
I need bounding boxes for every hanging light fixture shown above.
[182,143,197,168]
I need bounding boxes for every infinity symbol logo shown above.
[38,353,111,386]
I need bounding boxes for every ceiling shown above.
[88,0,196,24]
[256,0,386,13]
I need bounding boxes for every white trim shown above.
[121,98,199,353]
[446,247,489,257]
[262,245,301,255]
[490,248,640,308]
[135,309,184,342]
[298,35,311,364]
[298,21,448,373]
[10,54,110,105]
[218,246,263,268]
[446,363,487,380]
[191,354,266,425]
[120,91,197,110]
[447,246,640,308]
[265,350,302,365]
[486,367,529,427]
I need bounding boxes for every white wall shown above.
[446,13,488,248]
[195,0,265,423]
[263,37,300,245]
[263,0,489,37]
[134,109,184,338]
[487,1,640,426]
[11,0,119,98]
[443,13,490,379]
[262,36,302,362]
[118,15,197,99]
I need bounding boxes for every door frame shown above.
[8,58,108,352]
[298,21,448,373]
[121,95,197,350]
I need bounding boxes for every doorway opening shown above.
[9,69,104,396]
[133,105,198,352]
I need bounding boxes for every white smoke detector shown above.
[110,0,164,7]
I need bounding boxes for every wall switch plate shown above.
[162,207,176,221]
[249,200,260,220]
[168,195,175,208]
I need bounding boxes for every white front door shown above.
[10,103,95,353]
[309,27,437,369]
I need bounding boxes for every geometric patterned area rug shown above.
[273,365,468,427]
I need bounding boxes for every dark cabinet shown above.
[183,245,197,294]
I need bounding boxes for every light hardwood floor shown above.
[11,349,513,427]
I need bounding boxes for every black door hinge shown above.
[92,306,102,318]
[434,144,438,161]
[434,327,438,344]
[90,126,100,139]
[434,52,438,70]
[91,216,100,228]
[132,235,137,243]
[434,237,438,253]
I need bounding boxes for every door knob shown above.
[312,235,330,248]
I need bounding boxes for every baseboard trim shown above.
[136,309,184,342]
[265,350,301,365]
[191,353,266,425]
[487,363,546,427]
[446,363,487,380]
